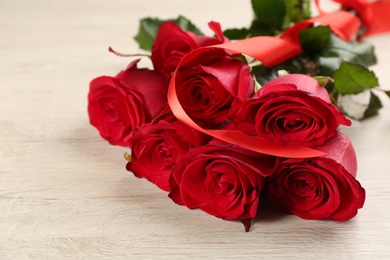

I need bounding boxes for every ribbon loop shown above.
[167,4,389,158]
[168,38,324,158]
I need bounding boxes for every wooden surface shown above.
[1,0,390,259]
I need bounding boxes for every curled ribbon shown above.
[315,0,390,36]
[167,37,322,158]
[167,5,388,158]
[281,11,360,42]
[362,1,390,36]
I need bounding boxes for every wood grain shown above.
[1,0,390,258]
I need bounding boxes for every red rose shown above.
[267,132,365,221]
[126,120,210,191]
[88,59,168,146]
[229,74,351,146]
[175,49,254,125]
[168,144,279,221]
[152,21,226,77]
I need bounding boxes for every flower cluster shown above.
[85,0,390,231]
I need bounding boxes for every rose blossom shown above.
[88,59,167,146]
[151,21,226,77]
[229,74,351,146]
[168,143,279,221]
[175,49,254,126]
[126,120,210,191]
[267,132,365,221]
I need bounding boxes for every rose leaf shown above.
[134,17,165,51]
[134,16,203,51]
[318,57,341,76]
[251,0,286,32]
[223,28,251,40]
[299,26,331,55]
[174,16,203,35]
[314,76,333,87]
[248,19,279,36]
[363,91,383,119]
[252,65,278,86]
[333,62,379,95]
[251,0,311,34]
[282,0,311,27]
[320,34,377,67]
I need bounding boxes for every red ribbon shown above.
[315,0,390,36]
[167,4,390,158]
[364,1,390,36]
[281,11,360,42]
[168,38,325,158]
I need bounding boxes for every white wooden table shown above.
[1,0,390,258]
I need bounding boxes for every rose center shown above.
[156,144,173,164]
[294,179,317,200]
[192,86,211,106]
[277,117,305,131]
[218,173,234,192]
[102,105,121,123]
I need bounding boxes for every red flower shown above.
[152,21,226,77]
[126,120,210,191]
[175,49,254,125]
[169,144,279,220]
[267,132,365,221]
[88,60,168,146]
[229,74,351,146]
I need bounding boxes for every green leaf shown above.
[301,30,377,77]
[223,28,250,40]
[283,0,311,28]
[248,19,277,36]
[321,33,377,67]
[134,16,202,51]
[275,57,312,75]
[134,17,164,51]
[252,65,278,86]
[314,76,333,87]
[333,62,379,94]
[174,16,203,35]
[251,0,286,31]
[318,57,341,76]
[254,77,262,93]
[249,0,312,36]
[300,26,331,55]
[364,91,383,118]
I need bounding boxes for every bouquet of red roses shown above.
[87,0,390,231]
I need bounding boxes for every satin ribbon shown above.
[167,37,326,158]
[281,11,360,42]
[167,3,390,158]
[315,0,390,36]
[364,1,390,36]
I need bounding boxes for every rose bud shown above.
[267,132,365,221]
[175,49,254,126]
[168,143,279,228]
[126,120,210,191]
[152,21,226,77]
[88,59,168,146]
[229,74,351,146]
